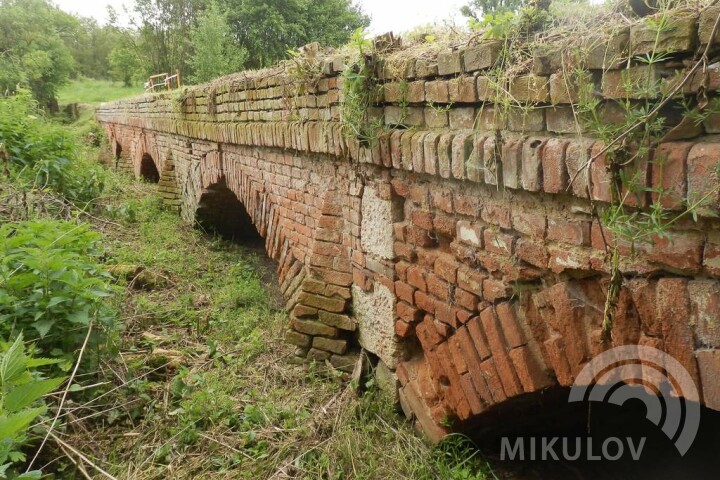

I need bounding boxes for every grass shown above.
[28,167,496,479]
[57,77,142,106]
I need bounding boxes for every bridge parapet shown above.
[98,5,720,440]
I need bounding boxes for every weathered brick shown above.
[462,41,501,72]
[319,311,356,331]
[292,317,338,337]
[687,143,720,217]
[425,80,450,103]
[313,336,348,355]
[509,75,550,103]
[542,138,569,194]
[449,76,479,103]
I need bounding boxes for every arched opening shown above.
[114,142,122,160]
[461,386,720,479]
[140,153,160,183]
[195,180,263,246]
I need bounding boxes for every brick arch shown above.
[139,153,160,183]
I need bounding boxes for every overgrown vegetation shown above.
[0,87,495,477]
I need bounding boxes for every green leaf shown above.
[4,376,66,412]
[31,318,55,338]
[0,335,27,385]
[17,471,43,479]
[0,407,46,437]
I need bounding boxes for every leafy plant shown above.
[0,92,105,203]
[0,334,65,479]
[0,220,116,360]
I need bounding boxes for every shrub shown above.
[0,220,116,360]
[0,91,105,203]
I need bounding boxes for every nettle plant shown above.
[0,220,116,363]
[0,334,65,479]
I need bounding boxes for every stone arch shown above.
[139,153,160,183]
[195,179,262,243]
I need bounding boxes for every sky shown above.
[52,0,467,34]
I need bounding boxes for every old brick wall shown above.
[98,7,720,441]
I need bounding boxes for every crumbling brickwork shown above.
[98,7,720,441]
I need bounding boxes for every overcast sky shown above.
[53,0,466,34]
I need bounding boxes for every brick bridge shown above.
[98,7,720,441]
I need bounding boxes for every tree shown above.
[460,0,525,20]
[188,2,247,84]
[223,0,369,69]
[131,0,204,80]
[0,0,76,105]
[109,43,144,86]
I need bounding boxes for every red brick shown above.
[435,254,459,283]
[433,214,456,238]
[501,138,523,189]
[449,335,469,374]
[457,266,485,295]
[451,133,473,180]
[415,290,436,314]
[396,260,410,281]
[466,316,491,360]
[455,327,493,405]
[509,346,553,393]
[416,316,443,349]
[458,373,485,415]
[512,210,547,239]
[395,281,415,304]
[431,188,454,213]
[495,302,525,349]
[480,357,507,403]
[652,142,692,209]
[433,317,453,337]
[522,137,546,191]
[454,193,480,216]
[397,301,422,323]
[687,143,720,216]
[407,265,427,292]
[449,76,479,103]
[515,238,549,268]
[542,138,569,194]
[417,249,439,269]
[481,204,512,229]
[547,218,590,246]
[427,273,450,301]
[394,242,416,262]
[646,231,704,273]
[705,231,720,276]
[565,139,593,198]
[456,221,483,247]
[656,278,701,391]
[455,288,479,312]
[548,246,591,273]
[697,349,720,410]
[435,302,460,328]
[484,230,515,255]
[438,133,454,179]
[543,335,574,386]
[411,210,434,230]
[589,142,613,203]
[395,320,415,338]
[407,226,437,248]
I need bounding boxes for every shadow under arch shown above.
[195,179,263,245]
[114,141,122,159]
[140,153,160,183]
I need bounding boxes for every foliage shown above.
[461,0,525,25]
[224,0,370,69]
[0,92,105,202]
[108,43,146,88]
[187,1,247,84]
[0,0,76,105]
[0,220,115,360]
[0,334,65,479]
